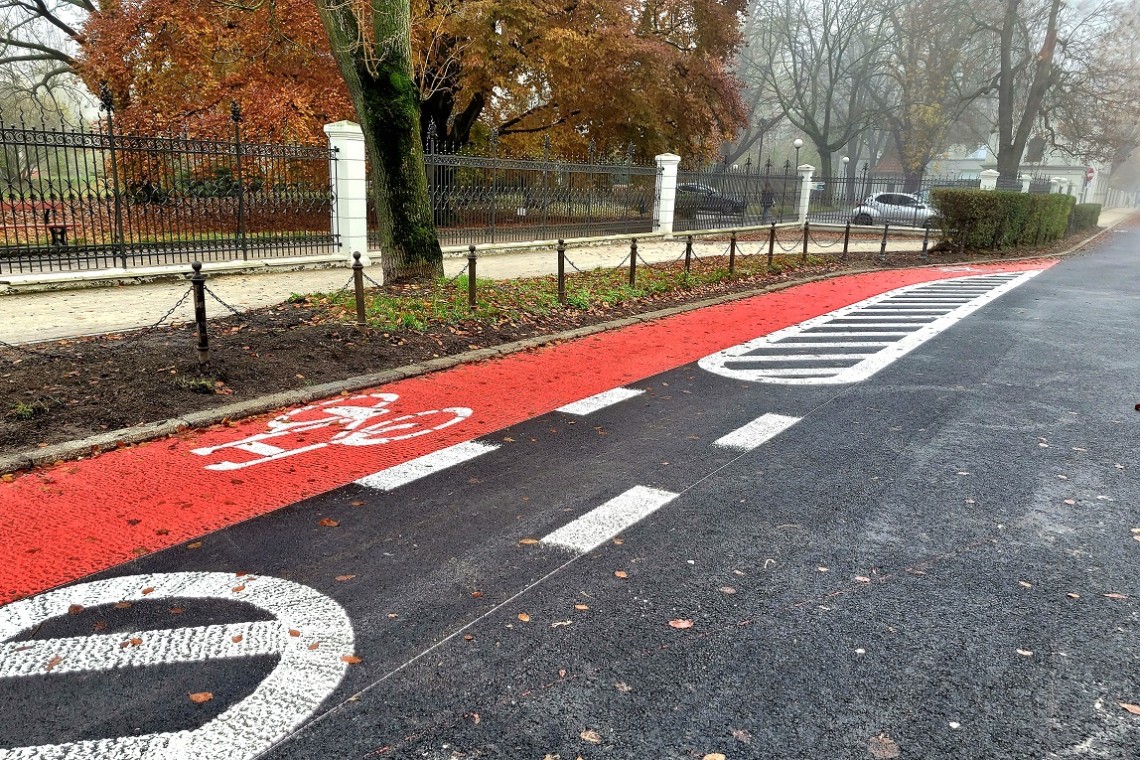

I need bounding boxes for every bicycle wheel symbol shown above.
[191,394,473,471]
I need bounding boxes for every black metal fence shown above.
[676,159,800,231]
[368,137,659,249]
[1,97,337,275]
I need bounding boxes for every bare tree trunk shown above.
[314,0,443,281]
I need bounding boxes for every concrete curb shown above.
[1,214,1130,475]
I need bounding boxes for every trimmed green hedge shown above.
[931,189,1075,251]
[1072,203,1101,232]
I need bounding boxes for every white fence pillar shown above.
[797,164,815,224]
[979,169,1000,191]
[1020,175,1031,193]
[1050,177,1064,194]
[323,120,371,269]
[654,153,681,237]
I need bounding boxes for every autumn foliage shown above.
[76,0,746,157]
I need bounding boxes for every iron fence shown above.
[676,159,799,231]
[0,95,337,275]
[368,136,659,249]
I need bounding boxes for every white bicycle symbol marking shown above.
[191,393,472,471]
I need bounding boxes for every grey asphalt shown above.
[3,230,1139,758]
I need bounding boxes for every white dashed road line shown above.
[355,441,500,491]
[543,486,678,554]
[556,387,645,416]
[714,414,801,451]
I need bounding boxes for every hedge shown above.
[1072,203,1101,232]
[930,189,1075,252]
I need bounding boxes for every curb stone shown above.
[0,216,1129,476]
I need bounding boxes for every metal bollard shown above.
[557,239,566,305]
[684,234,693,273]
[729,231,737,274]
[352,251,366,330]
[879,223,890,261]
[768,223,776,266]
[629,238,638,288]
[190,261,208,364]
[467,245,477,310]
[801,222,809,264]
[842,222,851,260]
[920,226,931,260]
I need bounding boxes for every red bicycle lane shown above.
[0,261,1052,605]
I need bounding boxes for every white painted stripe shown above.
[699,271,1042,385]
[542,486,678,554]
[355,441,499,491]
[556,387,645,416]
[830,316,939,321]
[0,621,285,677]
[725,353,871,362]
[714,414,801,451]
[768,341,894,348]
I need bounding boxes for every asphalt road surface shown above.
[1,235,1138,760]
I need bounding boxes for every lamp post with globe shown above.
[793,138,803,167]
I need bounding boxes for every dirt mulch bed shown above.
[0,241,1087,459]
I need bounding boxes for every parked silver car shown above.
[852,192,936,227]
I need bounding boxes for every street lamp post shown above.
[793,138,803,168]
[842,156,850,203]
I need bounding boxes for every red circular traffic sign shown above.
[1086,167,1096,181]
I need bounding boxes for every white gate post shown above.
[979,169,1000,191]
[323,121,371,268]
[1020,175,1031,193]
[654,153,681,238]
[1050,177,1063,194]
[797,164,815,224]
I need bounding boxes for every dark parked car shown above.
[675,183,747,216]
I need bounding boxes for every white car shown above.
[852,192,936,227]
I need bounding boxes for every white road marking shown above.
[542,486,678,554]
[0,572,354,760]
[714,413,801,451]
[556,387,644,416]
[355,441,499,491]
[727,354,871,362]
[699,271,1040,385]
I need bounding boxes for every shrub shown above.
[1071,203,1101,232]
[931,189,1075,252]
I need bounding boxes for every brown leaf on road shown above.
[335,575,356,582]
[580,729,603,744]
[67,604,84,615]
[188,692,213,704]
[340,654,362,664]
[471,591,484,598]
[719,587,737,595]
[1067,593,1081,599]
[308,642,320,651]
[1104,593,1129,600]
[114,602,132,609]
[574,604,590,611]
[518,613,531,622]
[1120,703,1140,715]
[232,585,246,593]
[702,754,727,760]
[868,733,901,759]
[518,538,540,546]
[288,629,301,637]
[186,542,203,550]
[141,587,155,595]
[231,635,243,644]
[45,656,63,672]
[318,517,340,528]
[464,634,475,641]
[1016,649,1034,657]
[668,619,694,629]
[614,571,628,579]
[350,501,364,507]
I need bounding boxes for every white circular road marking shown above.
[0,572,355,759]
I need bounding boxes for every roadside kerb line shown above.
[556,387,645,416]
[714,414,801,451]
[542,486,679,554]
[355,441,500,491]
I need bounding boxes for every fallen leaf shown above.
[613,538,624,545]
[141,587,154,595]
[128,638,142,647]
[469,712,480,725]
[702,754,727,760]
[1018,581,1032,588]
[187,542,202,549]
[288,629,301,637]
[1016,649,1034,656]
[518,538,540,545]
[854,575,871,583]
[580,729,602,744]
[169,607,185,615]
[614,571,628,579]
[318,517,339,528]
[669,619,694,629]
[350,500,364,507]
[1063,499,1076,505]
[45,656,63,672]
[1104,593,1129,600]
[518,613,531,622]
[464,634,474,641]
[719,586,737,595]
[1120,703,1140,715]
[188,692,213,704]
[1133,536,1140,543]
[93,621,107,631]
[114,602,131,609]
[232,635,243,643]
[232,585,246,593]
[308,642,320,651]
[551,620,572,628]
[340,654,362,664]
[335,575,356,582]
[471,591,483,598]
[67,604,84,615]
[817,566,829,573]
[1067,593,1081,599]
[615,681,632,693]
[574,604,590,611]
[868,733,900,759]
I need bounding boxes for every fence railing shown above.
[676,161,800,231]
[1,99,337,276]
[367,138,659,250]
